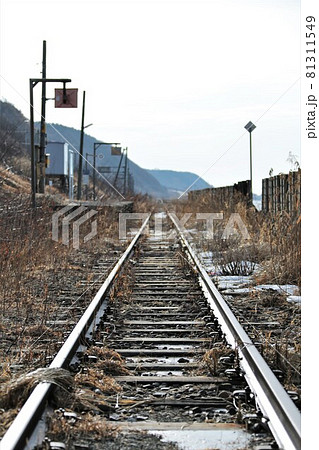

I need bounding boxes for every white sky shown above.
[0,0,301,193]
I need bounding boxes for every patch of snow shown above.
[255,284,299,296]
[287,295,301,304]
[151,428,252,450]
[222,288,251,295]
[216,276,253,291]
[219,283,300,300]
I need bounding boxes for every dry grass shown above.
[86,347,131,375]
[58,367,122,414]
[170,194,300,286]
[198,345,234,376]
[74,368,121,395]
[0,365,122,438]
[109,272,134,305]
[69,387,114,413]
[0,368,73,409]
[0,165,30,194]
[259,327,301,387]
[0,188,137,373]
[254,212,301,286]
[0,410,19,438]
[0,196,71,316]
[44,411,117,446]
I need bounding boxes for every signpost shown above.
[244,121,256,206]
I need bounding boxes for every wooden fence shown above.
[188,180,251,206]
[188,170,301,215]
[261,169,301,215]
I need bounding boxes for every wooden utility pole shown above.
[29,40,75,208]
[29,80,36,208]
[39,40,47,193]
[124,147,128,196]
[77,91,86,200]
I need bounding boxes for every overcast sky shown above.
[0,0,301,194]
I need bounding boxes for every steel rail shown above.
[0,215,150,450]
[169,212,301,450]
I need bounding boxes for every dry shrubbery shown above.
[255,212,301,286]
[0,196,71,370]
[0,196,69,299]
[0,183,153,390]
[0,190,152,376]
[170,194,301,287]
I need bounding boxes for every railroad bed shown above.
[0,214,301,450]
[105,240,239,413]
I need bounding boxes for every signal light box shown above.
[111,146,122,156]
[55,88,78,108]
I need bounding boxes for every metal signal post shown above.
[244,121,256,206]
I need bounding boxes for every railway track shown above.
[0,213,301,450]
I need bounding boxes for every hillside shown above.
[45,123,210,198]
[148,169,211,197]
[45,124,169,198]
[0,165,30,197]
[0,100,211,199]
[0,100,29,164]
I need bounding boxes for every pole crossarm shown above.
[30,78,72,87]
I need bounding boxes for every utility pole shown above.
[124,147,128,196]
[113,150,124,189]
[29,40,76,208]
[39,40,47,193]
[29,80,36,208]
[93,143,97,201]
[77,91,86,200]
[30,77,72,208]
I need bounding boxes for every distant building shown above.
[45,142,74,199]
